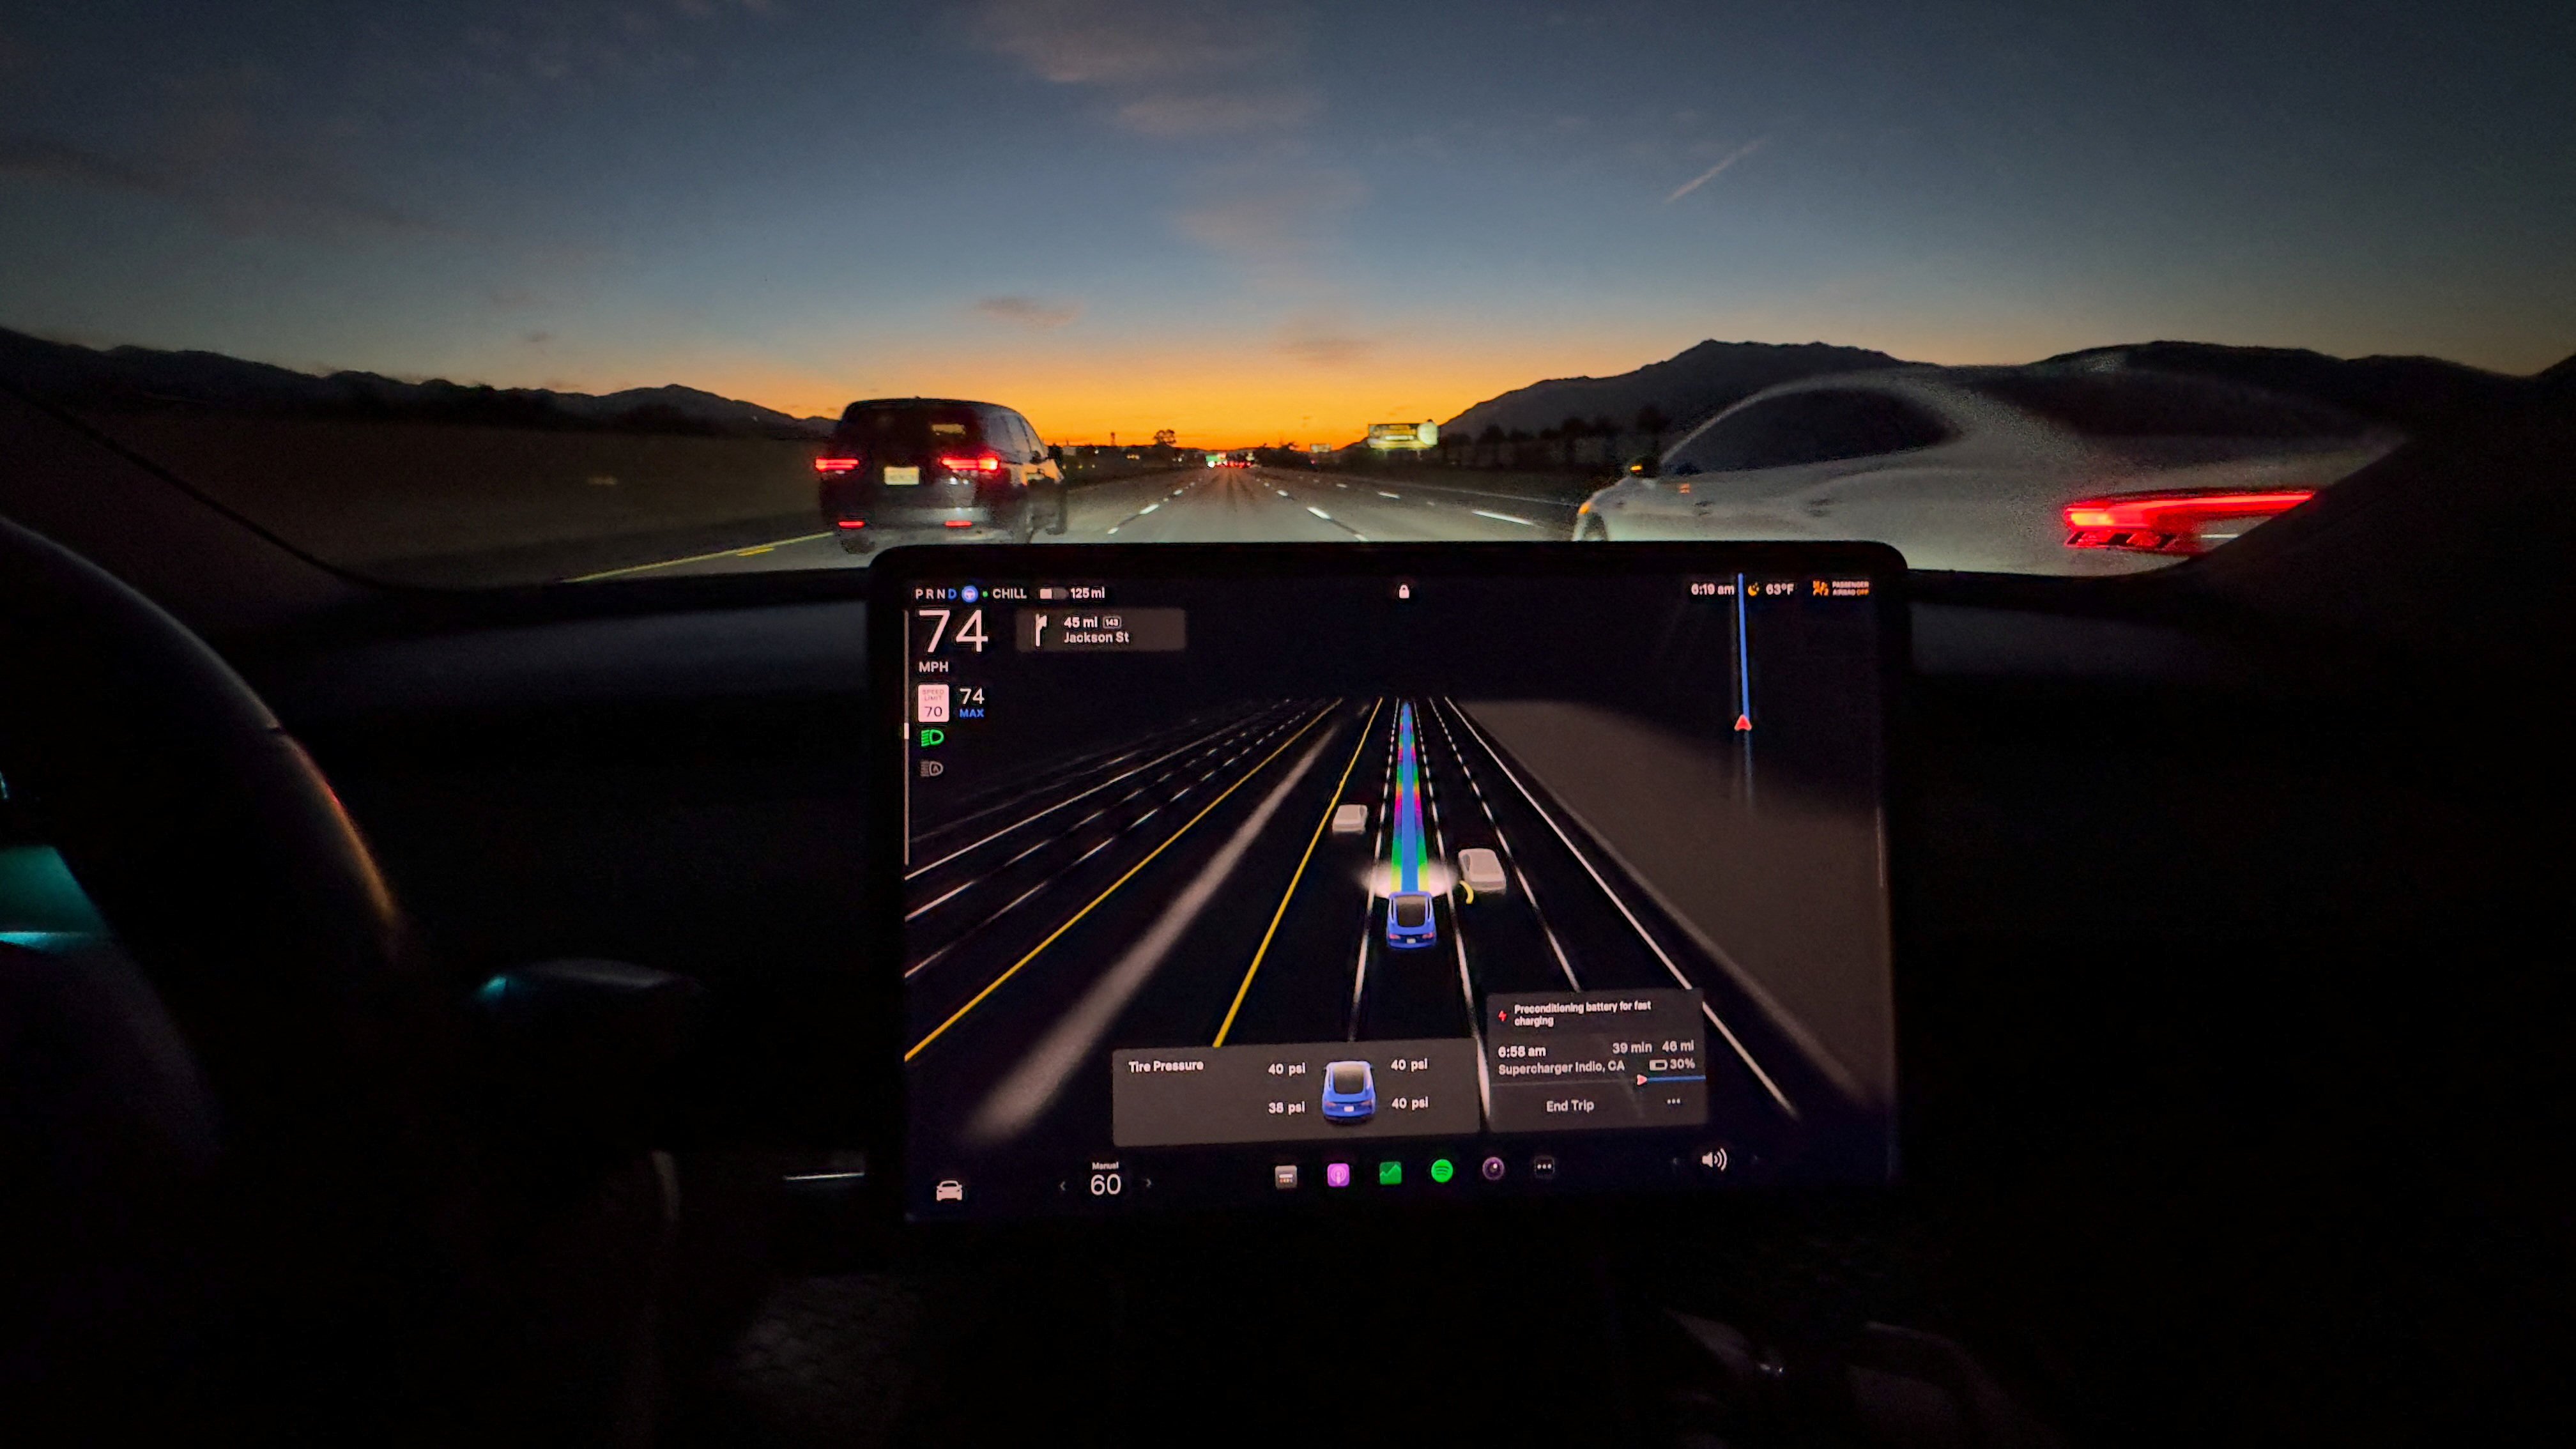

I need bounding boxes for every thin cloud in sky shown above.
[1276,316,1375,367]
[0,130,450,238]
[974,295,1084,328]
[1664,137,1768,204]
[977,0,1271,85]
[1116,89,1318,137]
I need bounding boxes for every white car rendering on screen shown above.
[1574,366,2400,574]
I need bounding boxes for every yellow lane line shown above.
[903,700,1342,1062]
[1212,697,1384,1048]
[564,530,836,583]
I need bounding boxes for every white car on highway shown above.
[1455,848,1506,898]
[1574,366,2400,573]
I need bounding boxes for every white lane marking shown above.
[1378,491,1401,499]
[1471,509,1538,526]
[902,804,1157,978]
[1429,705,1579,988]
[1440,697,1795,1119]
[1140,502,1160,514]
[1349,711,1398,1038]
[905,878,975,921]
[1416,720,1487,1079]
[1307,506,1331,520]
[965,730,1334,1144]
[905,711,1271,879]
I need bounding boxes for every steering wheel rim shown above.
[0,514,428,1126]
[0,514,475,1434]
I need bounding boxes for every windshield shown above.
[2,3,2564,583]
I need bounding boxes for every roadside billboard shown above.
[1366,420,1438,450]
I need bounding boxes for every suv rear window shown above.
[1965,371,2368,439]
[834,403,984,450]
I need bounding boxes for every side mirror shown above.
[1046,444,1064,465]
[1625,454,1660,479]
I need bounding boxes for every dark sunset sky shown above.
[2,0,2568,442]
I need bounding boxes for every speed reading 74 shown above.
[915,608,988,654]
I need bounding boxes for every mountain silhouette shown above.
[2033,341,2526,433]
[0,326,833,438]
[1443,337,2528,443]
[1442,340,1915,439]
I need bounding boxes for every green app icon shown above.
[1429,1158,1455,1183]
[1377,1160,1402,1186]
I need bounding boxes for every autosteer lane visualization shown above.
[882,545,1901,1220]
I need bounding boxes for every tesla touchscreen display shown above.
[885,548,1898,1220]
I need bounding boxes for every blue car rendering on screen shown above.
[1321,1061,1376,1123]
[1386,892,1438,950]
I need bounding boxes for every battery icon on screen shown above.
[1038,586,1065,600]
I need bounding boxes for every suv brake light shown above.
[2064,489,2315,555]
[814,456,860,473]
[939,454,1002,474]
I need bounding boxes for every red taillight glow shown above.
[834,519,866,529]
[814,456,860,473]
[2063,489,2316,555]
[939,454,1002,473]
[942,519,974,528]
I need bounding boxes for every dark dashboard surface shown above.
[215,565,2559,1443]
[192,371,2575,1439]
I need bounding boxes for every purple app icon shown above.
[1325,1162,1353,1188]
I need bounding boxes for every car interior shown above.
[5,341,2570,1449]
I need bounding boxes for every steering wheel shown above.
[0,515,474,1438]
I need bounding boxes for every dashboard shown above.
[873,544,1903,1220]
[5,379,2557,1441]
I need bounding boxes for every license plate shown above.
[883,465,919,486]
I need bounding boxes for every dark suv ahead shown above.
[816,397,1068,553]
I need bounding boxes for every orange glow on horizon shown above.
[457,318,2216,450]
[647,335,1710,449]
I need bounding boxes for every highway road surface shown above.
[566,466,1583,581]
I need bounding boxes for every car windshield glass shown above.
[1395,899,1429,928]
[2,3,2563,584]
[1330,1066,1365,1095]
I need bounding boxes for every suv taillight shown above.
[939,453,1002,475]
[2064,489,2315,555]
[814,456,861,474]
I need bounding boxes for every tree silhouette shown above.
[1557,415,1588,468]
